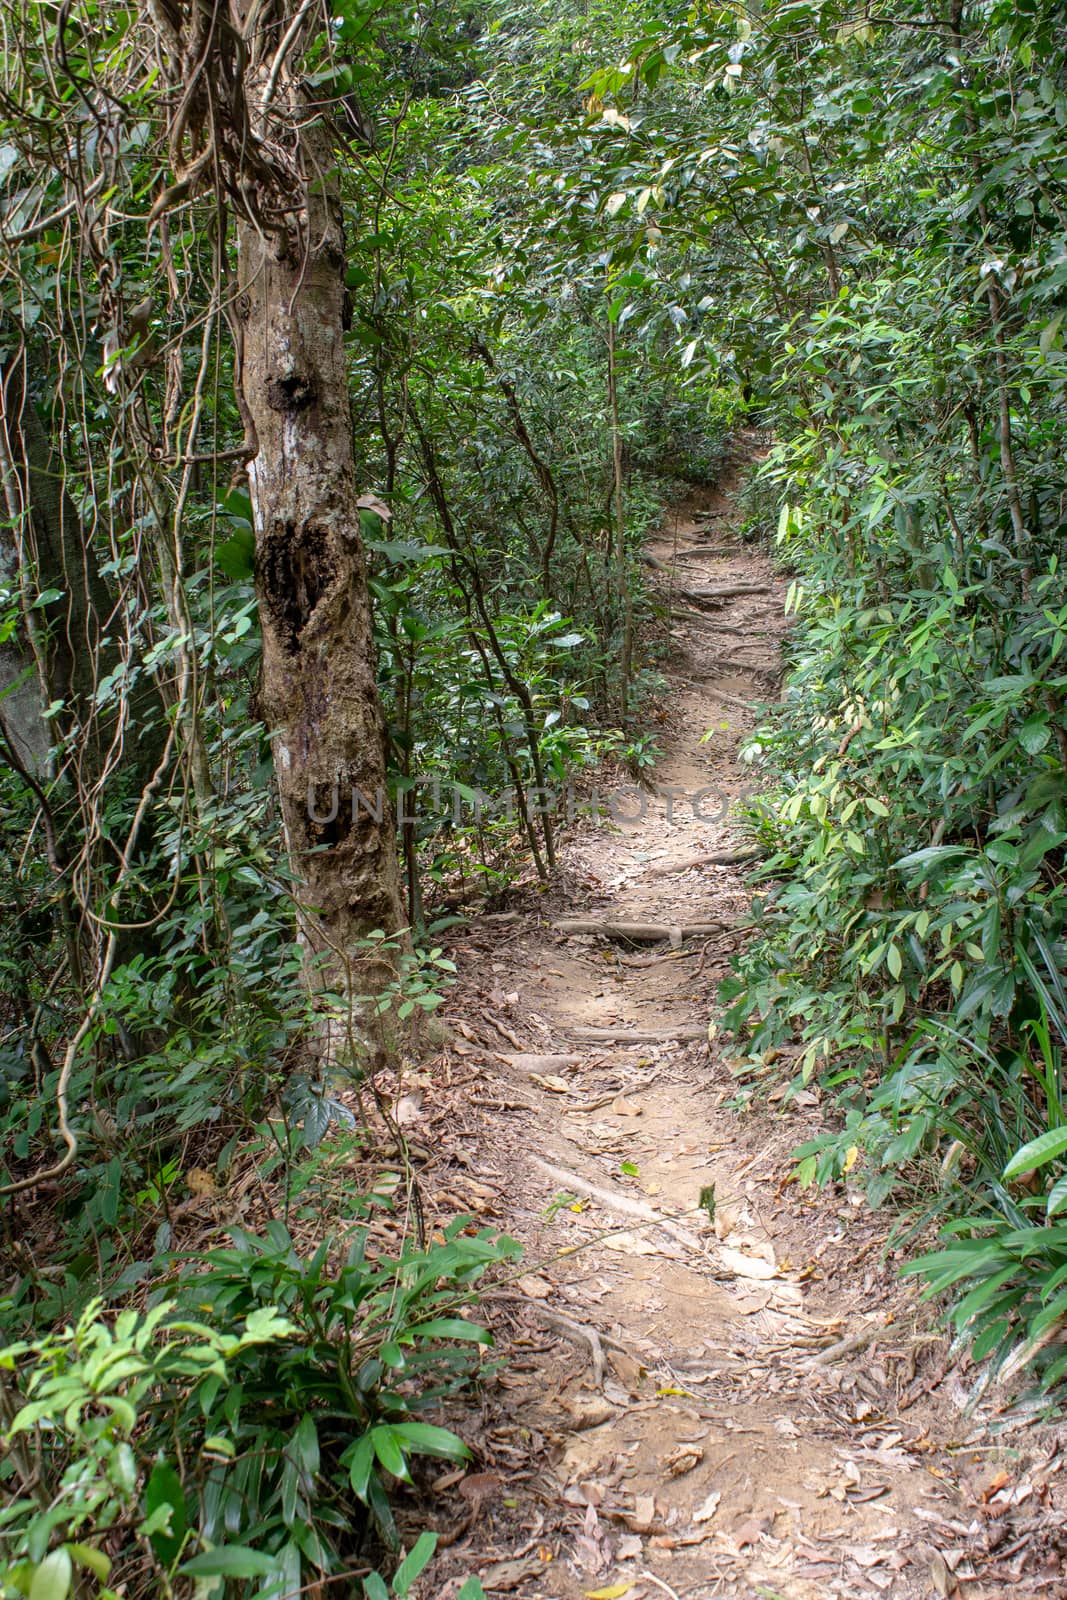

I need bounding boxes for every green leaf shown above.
[1003,1127,1067,1181]
[182,1546,281,1578]
[1040,312,1064,356]
[344,1432,376,1500]
[406,1318,491,1344]
[260,1540,301,1600]
[393,1531,438,1597]
[390,1421,471,1462]
[66,1545,111,1582]
[29,1550,72,1600]
[363,1576,390,1600]
[1028,1288,1067,1342]
[1019,717,1051,755]
[290,1413,320,1477]
[372,1425,410,1481]
[457,1580,487,1600]
[216,526,256,580]
[144,1460,187,1566]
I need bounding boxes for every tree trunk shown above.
[236,117,405,974]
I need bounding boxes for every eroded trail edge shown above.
[427,448,1009,1600]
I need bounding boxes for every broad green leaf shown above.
[390,1421,471,1461]
[371,1425,410,1481]
[407,1318,491,1344]
[182,1547,281,1578]
[29,1550,72,1600]
[144,1460,187,1566]
[393,1531,438,1597]
[1003,1128,1067,1181]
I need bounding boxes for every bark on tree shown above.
[236,117,405,970]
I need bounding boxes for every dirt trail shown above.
[425,446,1058,1600]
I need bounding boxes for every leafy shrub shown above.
[0,1219,519,1597]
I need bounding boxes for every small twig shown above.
[640,1571,686,1600]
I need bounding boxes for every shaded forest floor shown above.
[395,442,1067,1600]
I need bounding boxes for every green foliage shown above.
[0,1220,519,1596]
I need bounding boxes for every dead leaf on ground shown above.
[693,1488,722,1523]
[531,1073,572,1094]
[394,1093,423,1125]
[607,1349,643,1388]
[624,1494,657,1533]
[562,1395,617,1431]
[731,1234,776,1266]
[477,1555,549,1591]
[663,1443,704,1477]
[517,1273,555,1299]
[459,1472,502,1503]
[733,1514,773,1549]
[430,1466,467,1492]
[713,1204,741,1239]
[611,1097,643,1117]
[929,1552,958,1598]
[718,1245,779,1280]
[602,1231,661,1257]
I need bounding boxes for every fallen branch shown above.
[706,686,757,711]
[485,1011,526,1051]
[564,1023,708,1043]
[677,545,741,557]
[531,1156,703,1252]
[681,583,771,602]
[647,848,760,876]
[678,614,772,638]
[703,655,773,678]
[806,1314,893,1367]
[552,919,726,945]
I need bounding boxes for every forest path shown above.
[429,441,995,1600]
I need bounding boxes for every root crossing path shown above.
[433,449,1002,1600]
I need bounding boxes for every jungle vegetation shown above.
[0,0,1066,1593]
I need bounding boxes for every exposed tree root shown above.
[531,1156,704,1252]
[563,1022,708,1043]
[646,848,760,875]
[552,919,726,944]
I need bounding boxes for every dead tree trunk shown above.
[236,120,405,969]
[142,0,406,992]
